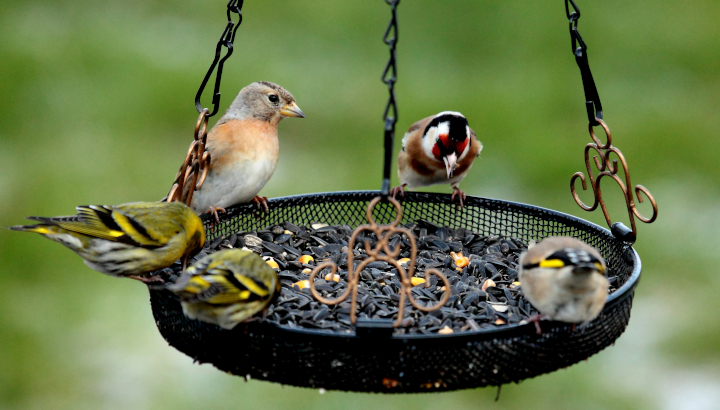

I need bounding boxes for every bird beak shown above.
[280,102,305,118]
[443,153,458,179]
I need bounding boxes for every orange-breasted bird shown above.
[176,81,304,219]
[390,111,482,207]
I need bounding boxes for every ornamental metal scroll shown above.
[309,196,450,328]
[167,109,212,207]
[570,119,658,242]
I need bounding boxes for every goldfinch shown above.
[9,202,205,282]
[173,81,304,219]
[518,236,609,334]
[167,249,280,329]
[390,111,482,207]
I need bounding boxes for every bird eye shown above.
[268,94,279,103]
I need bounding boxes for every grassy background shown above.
[1,1,718,409]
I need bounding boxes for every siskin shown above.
[167,248,280,329]
[9,201,205,282]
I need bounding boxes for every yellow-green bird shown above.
[9,201,205,282]
[167,249,280,329]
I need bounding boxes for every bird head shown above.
[225,81,305,124]
[423,111,471,179]
[525,246,606,277]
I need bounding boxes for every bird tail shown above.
[7,223,57,235]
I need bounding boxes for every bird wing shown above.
[469,128,482,158]
[30,204,174,248]
[23,205,133,244]
[401,115,434,151]
[180,267,270,305]
[113,202,189,247]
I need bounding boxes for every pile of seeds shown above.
[164,220,620,335]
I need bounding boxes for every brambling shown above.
[9,202,205,282]
[178,81,304,220]
[518,236,609,334]
[167,248,280,329]
[390,111,482,207]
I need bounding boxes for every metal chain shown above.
[167,1,243,206]
[195,0,244,118]
[381,0,399,197]
[565,0,602,126]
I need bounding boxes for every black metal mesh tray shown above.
[149,191,640,393]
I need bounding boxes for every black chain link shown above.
[381,0,399,197]
[195,0,244,118]
[565,0,602,125]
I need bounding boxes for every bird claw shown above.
[252,196,269,213]
[389,184,406,199]
[451,187,466,208]
[128,275,165,285]
[526,314,544,335]
[206,206,226,224]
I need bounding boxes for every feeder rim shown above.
[203,190,640,342]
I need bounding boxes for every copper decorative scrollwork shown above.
[167,109,212,206]
[570,119,658,240]
[309,196,450,328]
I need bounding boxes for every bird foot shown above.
[389,184,406,199]
[451,187,466,208]
[525,314,544,335]
[252,196,269,213]
[128,275,165,285]
[206,206,226,224]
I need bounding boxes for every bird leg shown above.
[526,314,544,335]
[451,186,467,208]
[390,184,406,198]
[205,206,226,224]
[252,196,269,213]
[128,275,165,285]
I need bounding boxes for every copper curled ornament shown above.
[571,118,658,240]
[309,196,450,328]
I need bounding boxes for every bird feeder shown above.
[150,0,657,392]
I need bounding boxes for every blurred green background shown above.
[1,1,718,409]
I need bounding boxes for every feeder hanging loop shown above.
[195,0,244,118]
[565,0,602,126]
[381,0,399,198]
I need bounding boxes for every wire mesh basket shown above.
[149,190,639,392]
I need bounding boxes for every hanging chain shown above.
[565,0,657,243]
[381,0,399,197]
[196,0,244,117]
[167,0,243,206]
[566,0,602,126]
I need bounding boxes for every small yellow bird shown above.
[174,81,304,219]
[518,236,609,334]
[167,249,280,329]
[9,201,205,282]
